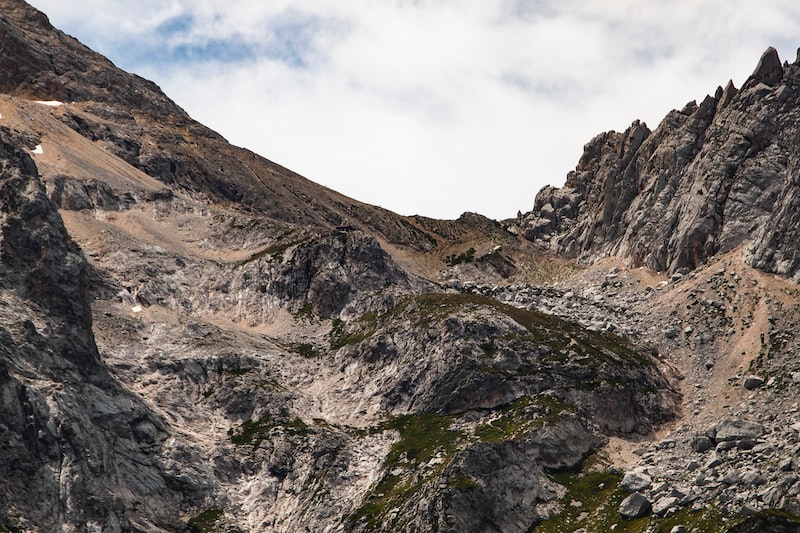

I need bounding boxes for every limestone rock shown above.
[746,46,784,88]
[652,495,679,517]
[0,128,192,531]
[6,1,800,531]
[522,47,800,281]
[619,492,652,519]
[621,470,653,493]
[711,419,766,442]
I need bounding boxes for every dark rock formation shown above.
[522,47,800,281]
[0,128,203,531]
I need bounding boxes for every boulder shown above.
[619,492,652,519]
[712,419,765,442]
[652,496,679,517]
[741,471,766,486]
[743,375,765,390]
[691,436,714,452]
[620,470,652,493]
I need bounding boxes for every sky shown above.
[27,1,800,220]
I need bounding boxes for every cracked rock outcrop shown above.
[0,128,207,531]
[523,47,800,282]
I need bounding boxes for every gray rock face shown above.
[522,47,800,281]
[0,96,681,533]
[619,492,652,519]
[711,419,766,442]
[621,470,653,492]
[19,2,800,532]
[652,495,679,517]
[0,129,196,531]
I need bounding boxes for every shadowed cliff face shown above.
[0,126,100,371]
[0,129,207,532]
[522,47,800,281]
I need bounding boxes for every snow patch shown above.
[32,144,43,155]
[35,100,64,107]
[131,305,143,313]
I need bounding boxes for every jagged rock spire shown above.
[746,46,783,88]
[523,46,800,281]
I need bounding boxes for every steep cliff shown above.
[0,127,210,531]
[523,47,800,281]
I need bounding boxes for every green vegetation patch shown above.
[236,236,309,266]
[329,314,379,350]
[479,339,497,357]
[475,395,568,443]
[328,293,650,376]
[533,460,642,533]
[448,474,480,492]
[188,508,224,533]
[653,506,739,533]
[445,247,476,266]
[350,412,462,529]
[533,465,800,532]
[218,366,251,377]
[228,415,309,447]
[352,396,574,530]
[406,293,650,368]
[722,508,800,532]
[380,412,461,466]
[290,342,321,358]
[295,300,314,318]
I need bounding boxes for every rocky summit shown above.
[1,1,800,532]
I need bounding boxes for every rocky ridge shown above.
[522,47,800,283]
[2,1,800,531]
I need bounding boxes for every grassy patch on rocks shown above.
[228,415,309,447]
[328,293,653,377]
[352,395,579,530]
[533,458,643,533]
[474,395,568,443]
[350,412,462,529]
[328,316,378,350]
[235,236,310,266]
[187,508,224,533]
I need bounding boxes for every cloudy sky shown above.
[28,1,800,220]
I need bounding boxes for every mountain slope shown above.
[1,0,532,263]
[0,2,680,532]
[4,1,800,532]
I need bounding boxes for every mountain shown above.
[1,1,799,531]
[521,47,800,281]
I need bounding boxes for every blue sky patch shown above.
[113,9,347,71]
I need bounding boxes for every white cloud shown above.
[28,0,800,219]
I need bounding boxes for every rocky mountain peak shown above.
[522,47,800,282]
[745,46,784,88]
[0,0,185,117]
